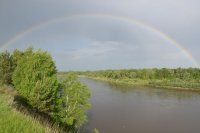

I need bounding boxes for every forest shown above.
[76,68,200,90]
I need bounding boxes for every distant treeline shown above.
[78,68,200,80]
[76,68,200,90]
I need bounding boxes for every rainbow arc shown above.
[0,13,199,67]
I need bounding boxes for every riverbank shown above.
[0,88,45,133]
[0,87,61,133]
[79,77,200,133]
[79,75,148,86]
[79,76,200,92]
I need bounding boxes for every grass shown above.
[0,87,61,133]
[80,76,149,86]
[0,94,45,133]
[149,79,200,91]
[81,76,200,91]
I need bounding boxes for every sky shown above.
[0,0,200,71]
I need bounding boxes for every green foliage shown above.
[1,48,91,131]
[93,128,100,133]
[79,68,200,89]
[0,51,13,85]
[80,68,200,81]
[11,48,91,131]
[12,49,24,70]
[12,48,59,115]
[58,73,91,128]
[0,49,25,86]
[29,76,59,113]
[0,93,46,133]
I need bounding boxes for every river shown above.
[79,77,200,133]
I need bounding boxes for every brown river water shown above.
[80,77,200,133]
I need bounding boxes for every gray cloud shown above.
[0,0,199,70]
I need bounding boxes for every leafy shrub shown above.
[58,73,91,128]
[12,49,59,115]
[12,48,91,131]
[0,51,13,85]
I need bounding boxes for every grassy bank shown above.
[80,76,200,91]
[80,76,148,86]
[148,79,200,91]
[77,68,200,91]
[0,88,60,133]
[0,93,44,133]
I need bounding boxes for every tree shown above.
[12,49,59,114]
[12,49,24,70]
[59,73,90,128]
[0,51,13,85]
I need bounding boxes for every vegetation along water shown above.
[80,77,200,133]
[76,68,200,91]
[1,48,200,133]
[0,48,91,133]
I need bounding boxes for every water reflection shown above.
[92,78,200,101]
[80,78,200,133]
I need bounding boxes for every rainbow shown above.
[0,13,199,67]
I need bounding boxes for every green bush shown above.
[12,48,91,131]
[12,49,59,115]
[12,49,24,70]
[58,73,91,128]
[0,51,13,85]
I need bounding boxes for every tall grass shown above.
[0,93,46,133]
[149,79,200,90]
[0,89,62,133]
[84,76,200,91]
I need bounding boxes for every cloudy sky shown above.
[0,0,200,70]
